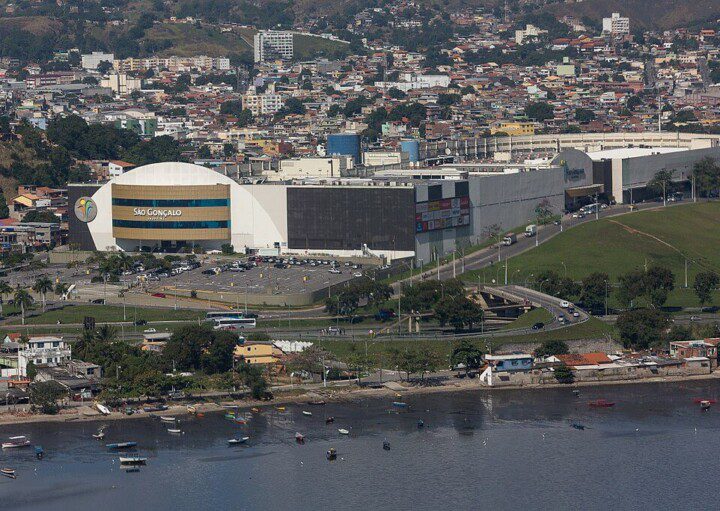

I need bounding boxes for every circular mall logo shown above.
[74,197,97,223]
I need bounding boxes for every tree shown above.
[617,266,675,308]
[22,210,59,223]
[163,325,209,371]
[221,243,234,255]
[580,272,610,314]
[201,331,237,374]
[616,308,669,350]
[0,280,11,317]
[346,344,374,383]
[553,364,574,384]
[647,169,675,205]
[415,346,442,381]
[94,324,118,343]
[524,101,554,121]
[29,381,64,414]
[534,340,569,358]
[32,276,53,312]
[692,157,720,199]
[0,189,8,219]
[450,339,483,375]
[13,287,33,325]
[534,199,554,224]
[434,294,483,330]
[536,270,580,300]
[96,60,113,75]
[236,109,254,127]
[286,345,332,377]
[387,87,406,99]
[575,108,596,123]
[694,271,719,307]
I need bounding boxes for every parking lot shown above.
[146,256,372,298]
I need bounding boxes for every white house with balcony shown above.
[18,336,72,378]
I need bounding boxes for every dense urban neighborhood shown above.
[0,2,720,506]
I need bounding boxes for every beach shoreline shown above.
[1,371,719,427]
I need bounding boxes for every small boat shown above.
[302,411,312,416]
[308,400,326,406]
[2,436,31,449]
[417,420,424,428]
[383,440,390,451]
[276,406,286,411]
[392,401,408,408]
[106,442,137,450]
[167,428,182,434]
[571,423,586,430]
[95,402,111,415]
[572,390,580,397]
[588,399,615,408]
[1,468,16,479]
[326,448,337,460]
[144,405,168,412]
[196,413,205,418]
[700,400,712,410]
[693,398,717,404]
[119,456,147,465]
[92,432,105,440]
[234,418,247,425]
[295,432,305,443]
[224,413,237,420]
[325,416,335,424]
[159,416,176,423]
[186,405,197,414]
[251,407,260,413]
[338,428,350,435]
[35,446,44,459]
[228,437,249,445]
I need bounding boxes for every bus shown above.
[206,311,246,321]
[212,317,256,330]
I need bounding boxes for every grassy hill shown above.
[465,202,720,308]
[548,0,720,31]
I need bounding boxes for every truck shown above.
[502,233,517,246]
[525,224,537,237]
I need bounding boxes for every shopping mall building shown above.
[68,154,601,263]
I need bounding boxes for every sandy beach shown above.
[2,370,720,427]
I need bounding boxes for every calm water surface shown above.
[1,381,719,510]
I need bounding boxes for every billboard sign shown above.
[415,196,470,232]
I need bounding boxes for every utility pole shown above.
[452,252,456,278]
[504,258,508,285]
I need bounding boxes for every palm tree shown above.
[32,276,53,312]
[94,324,118,343]
[0,280,12,318]
[13,287,33,326]
[54,282,69,297]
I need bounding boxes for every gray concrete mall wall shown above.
[415,168,565,263]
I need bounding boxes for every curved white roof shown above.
[111,162,236,187]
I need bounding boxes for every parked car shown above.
[134,319,148,326]
[560,301,570,308]
[329,268,341,274]
[532,322,545,330]
[151,292,166,298]
[144,328,157,334]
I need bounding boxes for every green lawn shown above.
[464,202,720,309]
[5,304,205,325]
[315,317,616,362]
[499,307,553,331]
